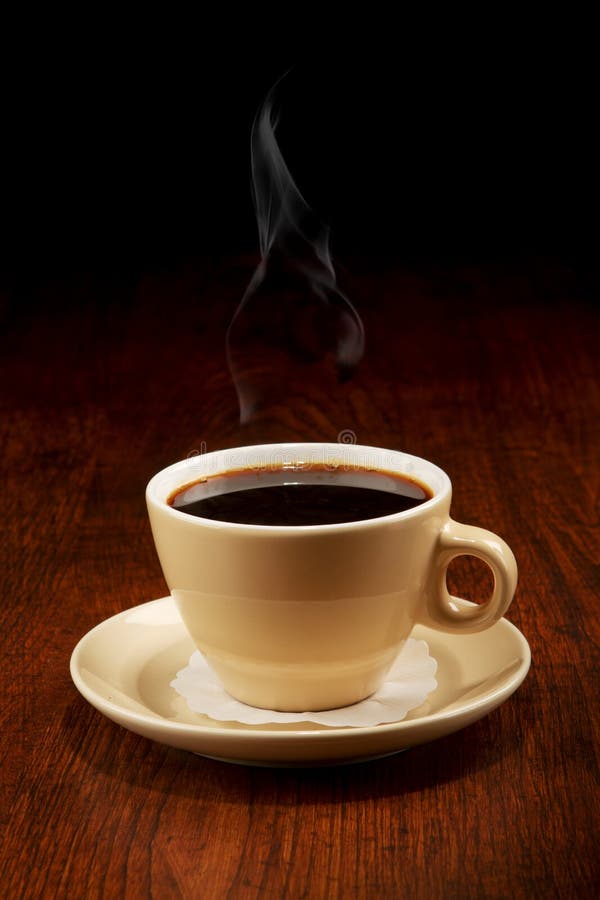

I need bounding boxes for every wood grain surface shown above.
[1,255,598,898]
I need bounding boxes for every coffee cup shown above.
[146,443,518,712]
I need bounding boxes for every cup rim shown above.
[146,442,451,533]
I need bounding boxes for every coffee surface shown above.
[169,467,433,526]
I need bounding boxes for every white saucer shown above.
[70,596,531,767]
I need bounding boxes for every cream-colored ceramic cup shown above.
[146,443,518,712]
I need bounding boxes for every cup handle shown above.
[423,519,518,633]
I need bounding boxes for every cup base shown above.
[204,652,398,712]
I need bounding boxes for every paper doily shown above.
[171,639,437,727]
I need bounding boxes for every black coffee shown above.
[168,465,433,526]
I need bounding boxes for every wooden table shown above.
[1,254,598,897]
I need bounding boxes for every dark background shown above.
[0,27,596,285]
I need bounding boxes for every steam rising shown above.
[251,80,331,268]
[227,75,364,423]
